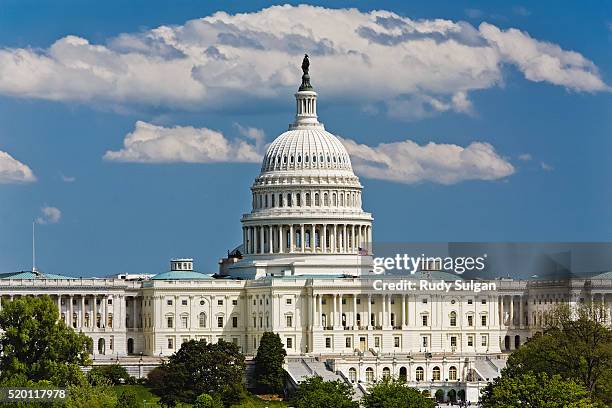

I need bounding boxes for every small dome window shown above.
[297,155,301,163]
[320,155,324,163]
[305,155,309,163]
[333,156,336,163]
[313,155,316,163]
[327,156,330,162]
[283,156,287,164]
[290,155,294,163]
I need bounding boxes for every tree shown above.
[361,378,434,408]
[64,377,118,408]
[254,332,287,394]
[504,303,612,404]
[0,295,92,386]
[116,389,139,408]
[480,372,597,408]
[87,364,131,385]
[434,388,444,402]
[292,376,358,408]
[193,393,224,408]
[148,339,246,406]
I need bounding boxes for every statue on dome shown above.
[299,54,313,91]
[301,54,310,75]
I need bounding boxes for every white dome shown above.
[261,127,352,173]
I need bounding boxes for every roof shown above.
[590,271,612,280]
[0,270,74,280]
[151,270,213,280]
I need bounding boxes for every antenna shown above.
[32,220,37,273]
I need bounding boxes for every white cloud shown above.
[480,23,609,92]
[103,121,265,163]
[340,137,514,184]
[0,151,36,184]
[36,206,61,224]
[60,173,76,182]
[518,153,532,161]
[0,5,605,120]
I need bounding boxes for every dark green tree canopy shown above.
[0,295,92,386]
[292,376,358,408]
[361,378,435,408]
[254,332,287,394]
[503,303,612,405]
[148,339,246,406]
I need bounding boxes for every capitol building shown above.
[2,58,611,403]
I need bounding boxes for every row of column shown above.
[499,295,526,328]
[243,223,372,255]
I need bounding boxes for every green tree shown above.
[0,295,92,386]
[64,377,118,408]
[87,364,131,385]
[480,372,597,408]
[194,393,224,408]
[504,303,612,404]
[148,339,246,406]
[292,376,357,408]
[361,378,434,408]
[254,332,287,394]
[116,388,139,408]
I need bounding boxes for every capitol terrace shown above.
[372,279,497,293]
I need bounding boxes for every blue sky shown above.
[0,1,611,277]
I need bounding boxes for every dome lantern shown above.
[292,54,320,129]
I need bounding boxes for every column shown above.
[333,224,337,253]
[311,224,316,251]
[332,294,337,327]
[343,225,348,253]
[279,225,284,254]
[353,295,357,327]
[300,224,305,252]
[253,227,258,254]
[500,296,505,326]
[382,294,386,327]
[402,294,406,328]
[339,294,343,327]
[323,224,327,253]
[81,296,85,329]
[510,296,514,328]
[367,294,372,329]
[133,296,138,329]
[57,295,61,317]
[268,226,273,254]
[103,295,108,329]
[289,225,294,253]
[367,226,372,252]
[242,228,247,255]
[259,226,264,254]
[318,294,323,327]
[93,295,98,330]
[519,295,523,328]
[69,295,74,327]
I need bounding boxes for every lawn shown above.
[231,394,289,407]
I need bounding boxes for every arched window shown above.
[297,193,301,206]
[349,367,357,383]
[287,193,292,207]
[450,311,457,326]
[365,367,374,382]
[382,367,391,379]
[271,194,275,207]
[416,367,424,381]
[297,155,301,163]
[305,193,311,206]
[449,366,457,381]
[332,193,337,206]
[340,193,345,206]
[314,193,320,206]
[433,366,441,381]
[356,313,361,327]
[323,193,329,206]
[279,193,284,207]
[199,312,207,328]
[312,154,316,163]
[399,367,407,382]
[321,313,327,327]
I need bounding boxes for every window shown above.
[286,315,293,327]
[286,298,292,305]
[422,315,428,326]
[390,313,395,327]
[181,299,187,306]
[349,368,357,383]
[167,299,173,306]
[325,337,331,348]
[356,313,361,326]
[366,367,374,382]
[232,316,238,328]
[199,312,206,328]
[450,336,457,347]
[217,316,223,328]
[468,335,474,347]
[422,336,428,348]
[345,337,352,348]
[394,336,400,348]
[422,298,428,304]
[181,316,188,328]
[374,336,381,348]
[286,338,293,349]
[168,338,174,349]
[200,300,205,305]
[467,299,473,305]
[416,367,424,381]
[218,299,223,306]
[432,366,441,381]
[108,298,112,304]
[468,315,474,326]
[167,316,173,328]
[382,367,391,379]
[481,299,487,305]
[481,335,488,347]
[449,366,457,381]
[232,299,238,306]
[450,311,457,326]
[481,315,487,326]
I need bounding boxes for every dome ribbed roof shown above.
[261,127,352,173]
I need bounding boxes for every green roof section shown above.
[590,271,612,280]
[151,270,213,280]
[0,271,74,280]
